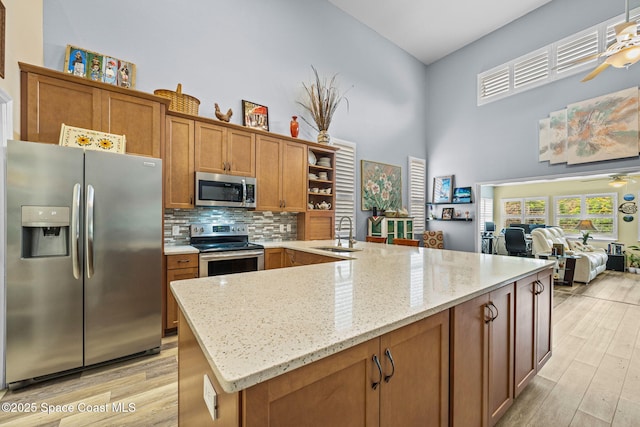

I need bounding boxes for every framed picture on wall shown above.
[452,186,472,203]
[242,100,269,131]
[433,175,453,203]
[442,207,454,220]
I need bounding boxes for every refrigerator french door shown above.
[6,140,162,385]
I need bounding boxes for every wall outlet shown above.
[280,224,285,232]
[203,374,217,420]
[172,225,180,236]
[286,224,292,232]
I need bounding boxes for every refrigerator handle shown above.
[86,184,95,278]
[71,183,82,279]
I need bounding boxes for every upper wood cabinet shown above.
[20,62,167,158]
[195,122,255,177]
[165,115,195,209]
[256,135,306,212]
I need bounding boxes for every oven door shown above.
[199,249,265,277]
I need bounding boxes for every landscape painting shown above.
[549,109,568,164]
[566,86,639,165]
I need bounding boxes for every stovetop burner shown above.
[189,223,263,253]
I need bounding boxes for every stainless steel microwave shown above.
[195,172,257,208]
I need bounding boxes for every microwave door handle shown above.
[242,179,247,206]
[86,184,95,278]
[71,183,82,279]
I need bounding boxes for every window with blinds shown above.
[408,157,425,233]
[331,139,356,233]
[477,6,639,105]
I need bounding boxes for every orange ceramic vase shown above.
[290,116,299,138]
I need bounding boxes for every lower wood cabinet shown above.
[450,283,514,427]
[264,248,284,269]
[514,269,553,396]
[177,309,450,426]
[165,254,198,332]
[297,210,335,240]
[283,249,337,267]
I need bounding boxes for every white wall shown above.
[426,0,640,251]
[43,0,429,239]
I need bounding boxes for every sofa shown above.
[530,227,608,284]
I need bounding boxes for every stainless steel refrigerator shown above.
[5,140,162,386]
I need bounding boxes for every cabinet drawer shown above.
[167,253,198,269]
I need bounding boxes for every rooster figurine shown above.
[214,103,233,122]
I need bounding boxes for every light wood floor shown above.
[0,270,638,426]
[0,334,178,426]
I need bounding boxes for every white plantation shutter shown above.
[408,156,426,233]
[332,139,356,233]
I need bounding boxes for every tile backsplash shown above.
[164,208,299,245]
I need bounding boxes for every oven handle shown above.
[199,249,264,262]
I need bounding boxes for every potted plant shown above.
[297,65,349,144]
[628,245,640,273]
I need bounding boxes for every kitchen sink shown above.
[313,246,362,253]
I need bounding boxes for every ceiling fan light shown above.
[608,45,640,68]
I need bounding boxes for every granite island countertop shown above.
[170,240,553,393]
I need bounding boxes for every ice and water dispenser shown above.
[21,206,70,258]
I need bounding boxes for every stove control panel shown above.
[191,223,248,237]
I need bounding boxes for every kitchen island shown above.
[171,240,554,426]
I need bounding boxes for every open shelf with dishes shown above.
[307,147,335,212]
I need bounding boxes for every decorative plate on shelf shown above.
[308,150,316,165]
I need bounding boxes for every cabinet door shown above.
[165,116,195,208]
[166,267,198,330]
[536,270,553,370]
[243,338,380,426]
[298,211,335,240]
[514,274,537,397]
[255,136,283,211]
[487,284,514,427]
[195,121,226,174]
[101,91,162,157]
[23,72,101,144]
[451,292,489,427]
[227,129,256,176]
[281,141,307,212]
[379,310,449,427]
[264,248,284,270]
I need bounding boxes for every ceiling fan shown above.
[581,0,640,81]
[582,173,639,187]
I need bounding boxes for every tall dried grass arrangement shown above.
[297,65,349,132]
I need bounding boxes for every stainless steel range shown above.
[190,223,264,277]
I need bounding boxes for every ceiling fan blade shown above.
[581,62,611,81]
[615,21,637,42]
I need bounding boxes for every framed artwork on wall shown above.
[361,160,402,211]
[452,186,472,203]
[242,100,269,131]
[432,175,453,203]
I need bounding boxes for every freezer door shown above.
[6,141,84,383]
[83,150,162,365]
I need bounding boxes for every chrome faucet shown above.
[337,216,356,248]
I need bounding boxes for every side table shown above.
[606,253,626,272]
[538,254,580,286]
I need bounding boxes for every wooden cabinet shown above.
[283,249,337,267]
[450,283,514,427]
[264,248,284,270]
[20,62,166,158]
[368,217,414,243]
[255,136,306,212]
[165,116,195,209]
[298,210,335,240]
[165,254,198,332]
[514,269,553,396]
[242,310,449,427]
[195,122,255,176]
